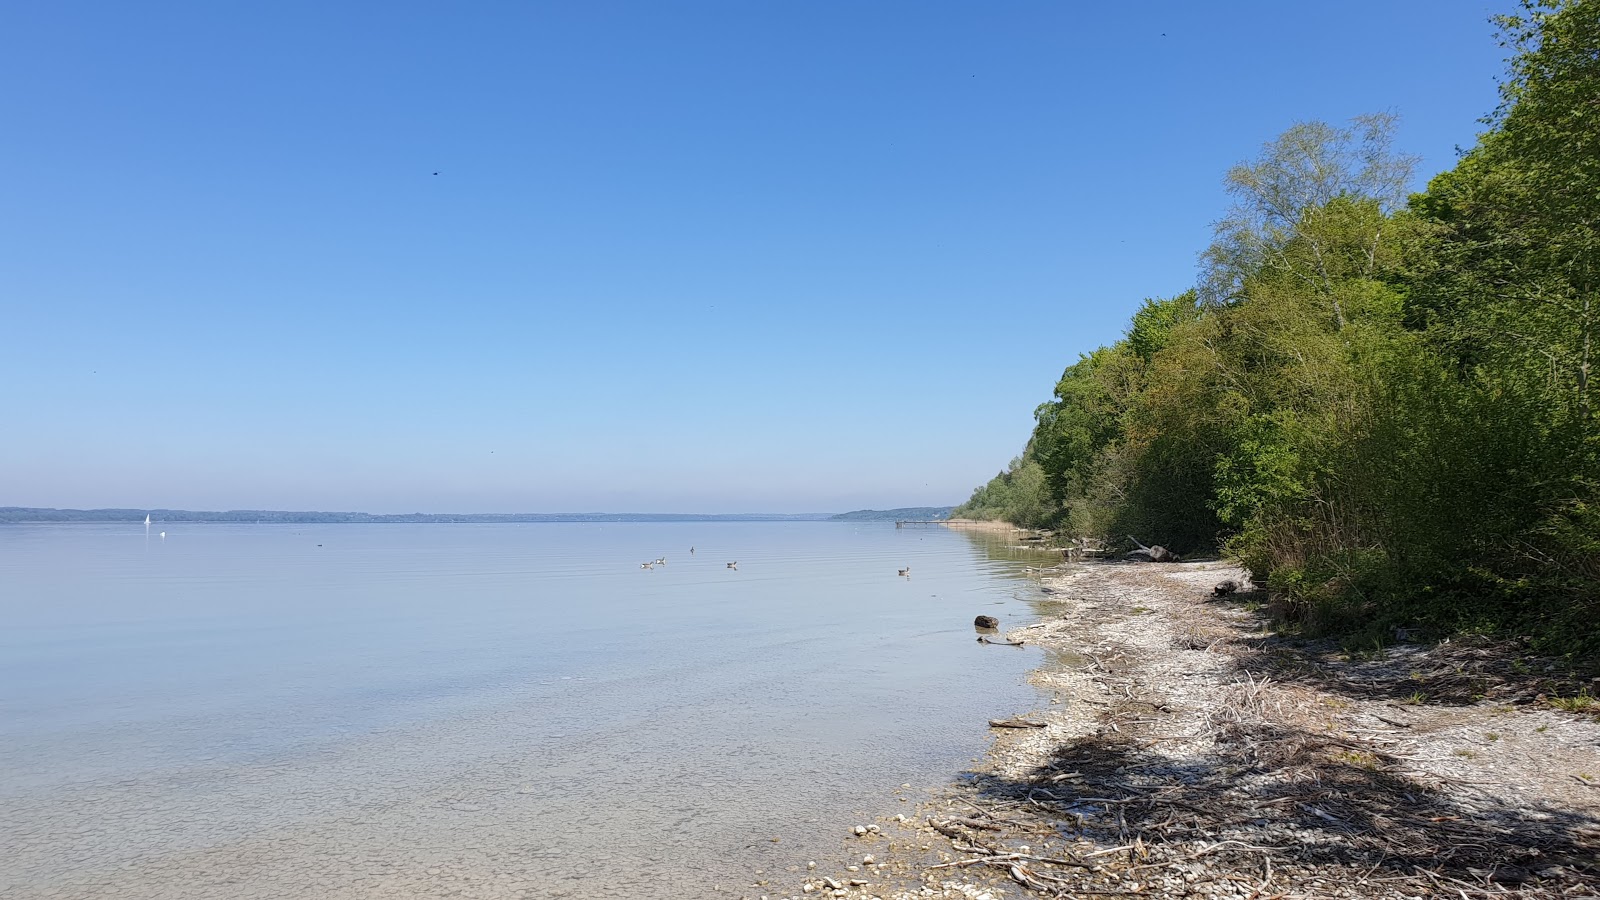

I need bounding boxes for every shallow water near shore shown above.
[0,522,1051,898]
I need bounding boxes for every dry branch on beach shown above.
[1123,536,1179,563]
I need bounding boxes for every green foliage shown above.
[957,4,1600,653]
[1014,294,1226,551]
[1413,1,1600,422]
[950,455,1056,528]
[1127,292,1202,361]
[1032,347,1129,508]
[1200,114,1418,320]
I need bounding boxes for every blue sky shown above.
[2,1,1510,513]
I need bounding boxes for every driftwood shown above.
[978,635,1026,646]
[1125,535,1179,563]
[989,717,1048,728]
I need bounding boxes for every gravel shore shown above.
[758,558,1600,900]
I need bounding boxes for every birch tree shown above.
[1201,114,1418,331]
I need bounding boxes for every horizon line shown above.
[1,504,955,521]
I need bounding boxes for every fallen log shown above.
[1126,535,1179,563]
[989,717,1048,728]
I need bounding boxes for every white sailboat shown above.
[144,514,151,527]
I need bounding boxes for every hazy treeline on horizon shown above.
[0,507,954,524]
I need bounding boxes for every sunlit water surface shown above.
[0,522,1050,898]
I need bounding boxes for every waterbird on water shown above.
[898,567,910,577]
[726,561,738,570]
[641,562,654,569]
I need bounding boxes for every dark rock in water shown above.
[1213,579,1240,596]
[974,615,1000,629]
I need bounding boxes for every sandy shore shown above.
[756,559,1600,900]
[938,519,1041,534]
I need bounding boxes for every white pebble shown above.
[862,854,875,864]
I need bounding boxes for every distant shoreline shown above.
[0,506,952,525]
[0,507,833,525]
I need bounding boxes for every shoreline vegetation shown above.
[851,8,1600,896]
[939,518,1033,533]
[952,2,1600,659]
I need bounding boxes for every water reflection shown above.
[947,526,1067,567]
[943,527,1086,655]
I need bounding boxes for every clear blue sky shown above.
[2,1,1509,514]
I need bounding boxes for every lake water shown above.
[0,522,1049,898]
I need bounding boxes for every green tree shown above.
[1413,0,1600,420]
[951,455,1055,528]
[1201,114,1418,331]
[956,5,1600,651]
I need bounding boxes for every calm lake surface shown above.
[0,522,1050,898]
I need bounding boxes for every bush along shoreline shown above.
[953,1,1600,658]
